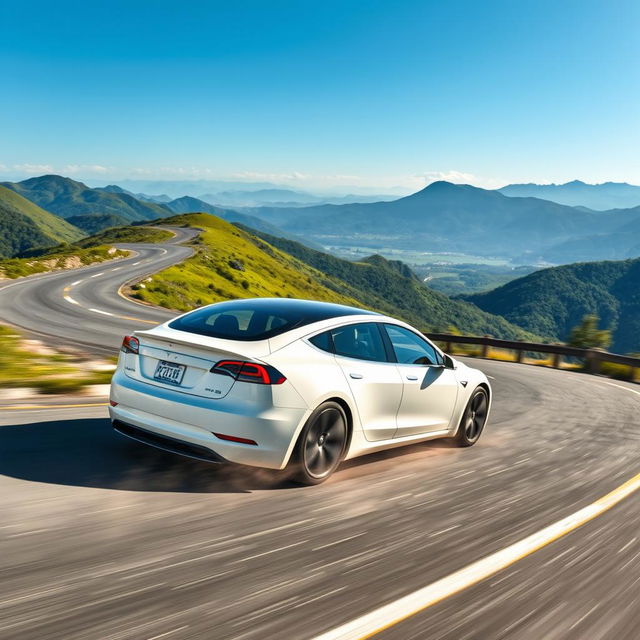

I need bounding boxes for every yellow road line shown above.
[311,469,640,640]
[0,402,109,410]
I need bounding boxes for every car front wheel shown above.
[454,387,489,447]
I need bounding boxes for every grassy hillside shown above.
[463,258,640,353]
[73,225,173,248]
[129,214,535,340]
[0,186,85,258]
[2,175,170,223]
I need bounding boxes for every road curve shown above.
[0,226,198,355]
[1,231,640,640]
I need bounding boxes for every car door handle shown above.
[349,373,364,379]
[406,375,419,381]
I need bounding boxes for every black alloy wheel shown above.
[454,387,489,447]
[292,401,348,485]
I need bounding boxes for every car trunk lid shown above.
[122,327,271,399]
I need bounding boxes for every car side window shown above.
[384,324,441,365]
[331,323,388,362]
[308,330,333,353]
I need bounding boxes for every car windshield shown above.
[168,299,376,341]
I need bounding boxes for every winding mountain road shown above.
[1,230,639,640]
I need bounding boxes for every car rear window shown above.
[168,299,376,341]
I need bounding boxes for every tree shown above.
[568,314,611,349]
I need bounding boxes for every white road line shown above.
[90,272,104,278]
[132,261,141,266]
[111,267,121,271]
[88,308,114,316]
[310,467,640,640]
[63,295,79,305]
[146,627,189,640]
[71,280,83,286]
[602,381,640,397]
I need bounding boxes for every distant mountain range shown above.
[499,180,640,210]
[0,186,84,258]
[249,181,640,261]
[3,174,640,266]
[90,178,404,201]
[463,257,640,354]
[196,188,397,208]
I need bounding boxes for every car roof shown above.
[201,297,380,320]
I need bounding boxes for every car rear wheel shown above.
[454,387,488,447]
[291,401,348,485]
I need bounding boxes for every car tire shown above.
[453,387,489,447]
[290,401,348,485]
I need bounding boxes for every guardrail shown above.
[424,333,640,375]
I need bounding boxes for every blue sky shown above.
[1,0,638,192]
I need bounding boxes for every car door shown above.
[382,324,459,438]
[331,322,403,442]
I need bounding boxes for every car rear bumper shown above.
[109,372,308,469]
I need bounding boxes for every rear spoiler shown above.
[133,328,272,361]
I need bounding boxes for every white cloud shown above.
[11,163,55,175]
[62,164,110,175]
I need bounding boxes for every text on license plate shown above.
[154,360,186,385]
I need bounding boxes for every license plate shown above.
[153,360,186,385]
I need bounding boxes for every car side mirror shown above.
[443,354,456,369]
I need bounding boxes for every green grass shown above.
[73,225,173,248]
[0,325,116,392]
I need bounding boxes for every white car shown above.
[110,298,491,484]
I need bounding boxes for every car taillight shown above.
[211,360,286,385]
[122,335,139,354]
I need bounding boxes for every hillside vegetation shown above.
[2,175,170,223]
[0,186,85,258]
[0,226,169,278]
[464,258,640,353]
[73,225,173,248]
[66,213,130,234]
[130,214,534,340]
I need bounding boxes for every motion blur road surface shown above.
[1,231,639,640]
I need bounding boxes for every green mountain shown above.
[250,181,640,261]
[66,213,130,234]
[1,175,170,223]
[463,258,640,353]
[0,186,85,258]
[130,213,534,340]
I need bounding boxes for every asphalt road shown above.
[1,231,639,640]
